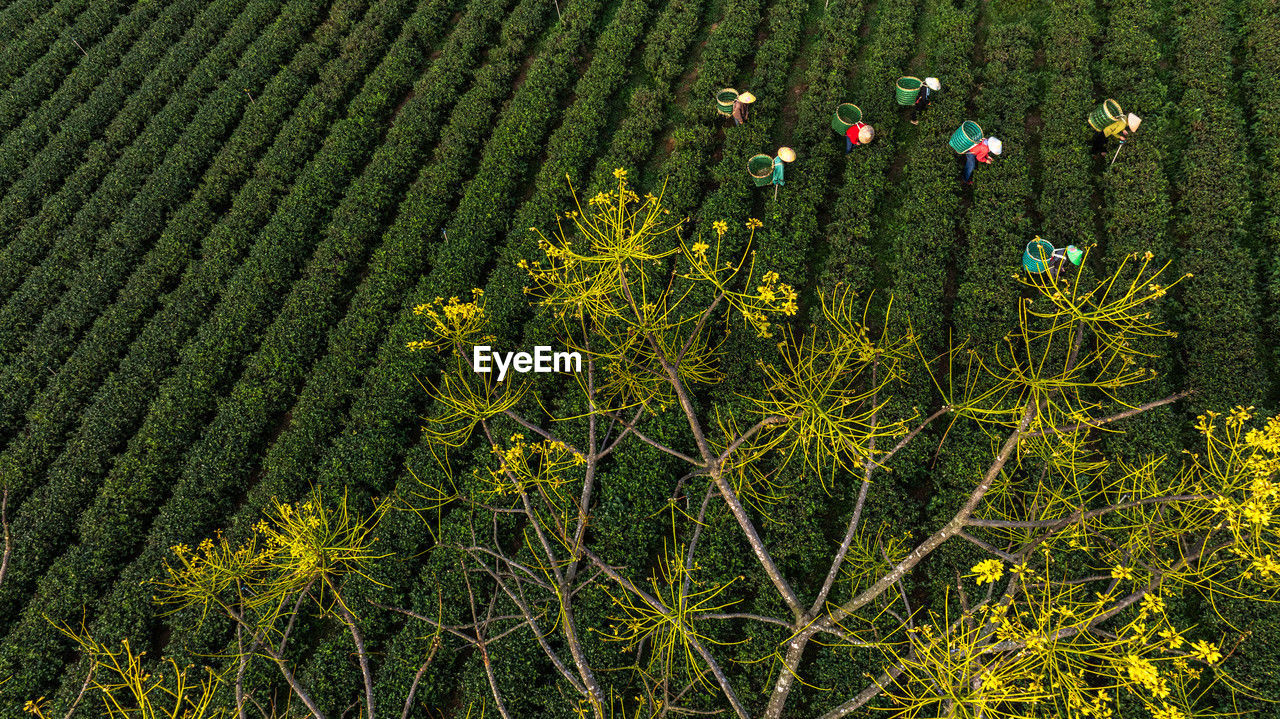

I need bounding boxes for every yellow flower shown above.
[1189,639,1222,665]
[1159,627,1185,649]
[612,167,627,180]
[1242,500,1271,526]
[1152,704,1186,719]
[970,559,1004,585]
[712,220,728,237]
[1111,564,1135,581]
[1123,655,1167,697]
[1252,554,1280,579]
[1140,593,1166,616]
[745,217,763,230]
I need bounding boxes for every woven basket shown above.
[716,88,738,116]
[748,154,774,187]
[896,76,923,105]
[1087,99,1123,131]
[831,103,862,133]
[949,121,982,153]
[1022,239,1055,273]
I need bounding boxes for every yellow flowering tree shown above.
[400,171,1280,719]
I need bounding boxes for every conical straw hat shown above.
[925,77,941,91]
[858,124,875,143]
[1126,112,1142,132]
[777,146,796,162]
[987,136,1003,155]
[737,91,757,104]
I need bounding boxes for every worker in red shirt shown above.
[845,121,875,152]
[961,136,1001,185]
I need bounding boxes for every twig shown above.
[0,489,10,590]
[325,577,375,719]
[401,639,441,719]
[62,665,95,719]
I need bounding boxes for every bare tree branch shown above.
[325,577,375,719]
[0,489,10,590]
[401,638,441,719]
[1020,391,1192,438]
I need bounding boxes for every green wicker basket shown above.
[1087,99,1123,131]
[949,121,982,153]
[1023,239,1055,273]
[831,103,862,133]
[716,88,738,116]
[748,154,774,187]
[896,76,922,105]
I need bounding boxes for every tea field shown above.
[0,0,1277,714]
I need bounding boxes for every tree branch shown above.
[1020,391,1191,438]
[325,577,374,719]
[0,488,10,590]
[401,639,441,719]
[603,409,703,466]
[964,494,1211,529]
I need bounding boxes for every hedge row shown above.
[0,0,380,608]
[1168,0,1264,412]
[1247,0,1280,372]
[693,0,809,267]
[768,0,872,299]
[0,0,169,204]
[953,22,1034,343]
[247,0,612,563]
[1035,0,1098,248]
[0,0,100,99]
[81,0,543,698]
[0,0,296,392]
[819,0,921,292]
[477,0,658,329]
[0,0,434,659]
[574,0,711,197]
[0,0,373,547]
[1181,0,1280,703]
[0,0,64,50]
[0,0,269,439]
[1097,0,1178,458]
[209,0,551,556]
[651,0,768,216]
[887,0,974,349]
[0,0,216,292]
[0,0,408,699]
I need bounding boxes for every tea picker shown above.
[896,76,941,125]
[950,121,1001,185]
[747,147,795,199]
[1022,236,1084,276]
[1088,99,1141,163]
[772,147,795,198]
[831,104,874,152]
[717,88,757,125]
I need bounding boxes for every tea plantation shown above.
[0,0,1277,714]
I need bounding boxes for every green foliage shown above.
[1,0,1278,714]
